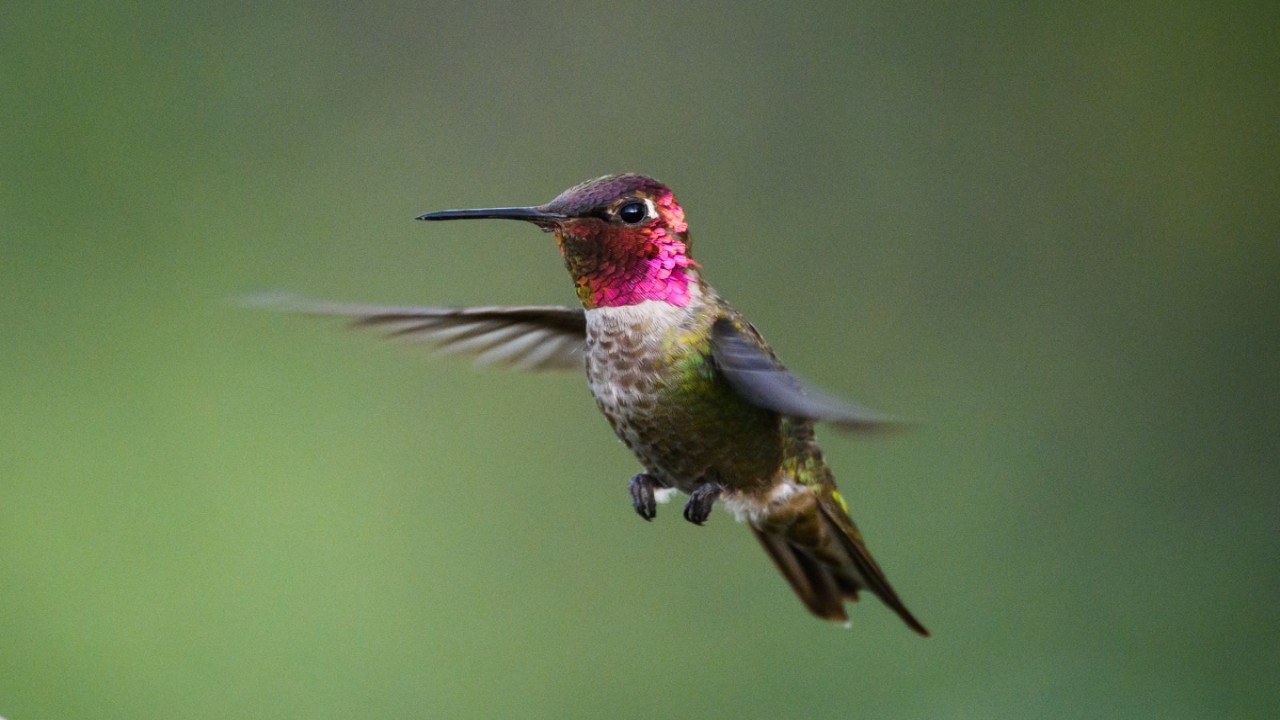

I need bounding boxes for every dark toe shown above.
[682,483,722,526]
[628,473,659,521]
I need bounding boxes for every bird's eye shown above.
[617,201,648,224]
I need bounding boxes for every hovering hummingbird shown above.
[270,174,927,635]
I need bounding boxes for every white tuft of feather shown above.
[653,487,678,505]
[721,481,806,524]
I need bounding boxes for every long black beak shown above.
[416,206,566,226]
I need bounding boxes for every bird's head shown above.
[418,174,698,309]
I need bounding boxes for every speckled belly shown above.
[583,301,783,495]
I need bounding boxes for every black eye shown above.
[617,201,647,224]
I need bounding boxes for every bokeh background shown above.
[2,1,1276,718]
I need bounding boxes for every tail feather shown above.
[751,493,929,636]
[816,501,930,636]
[752,527,847,620]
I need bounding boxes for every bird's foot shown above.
[683,482,723,526]
[628,473,665,521]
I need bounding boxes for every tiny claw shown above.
[628,473,661,521]
[682,482,723,526]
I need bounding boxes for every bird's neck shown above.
[574,260,700,309]
[560,227,700,309]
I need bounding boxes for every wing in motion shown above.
[247,293,587,372]
[709,317,903,432]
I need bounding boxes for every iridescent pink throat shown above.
[583,224,695,308]
[559,194,697,309]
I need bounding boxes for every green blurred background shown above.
[2,1,1276,718]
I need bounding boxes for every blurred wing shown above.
[249,293,587,372]
[709,317,902,432]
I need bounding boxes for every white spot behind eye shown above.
[641,198,657,220]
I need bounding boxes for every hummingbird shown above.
[270,174,927,635]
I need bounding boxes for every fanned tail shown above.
[750,492,928,636]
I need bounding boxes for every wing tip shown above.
[234,290,305,312]
[830,415,917,435]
